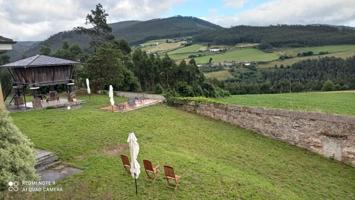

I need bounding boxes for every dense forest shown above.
[222,56,355,94]
[194,25,355,49]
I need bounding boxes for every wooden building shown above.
[1,55,79,109]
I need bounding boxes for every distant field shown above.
[260,45,355,68]
[205,70,233,80]
[140,40,185,53]
[195,47,279,64]
[216,91,355,116]
[168,44,206,60]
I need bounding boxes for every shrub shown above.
[154,84,164,94]
[0,109,37,191]
[176,82,194,97]
[322,80,335,91]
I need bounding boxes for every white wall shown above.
[0,43,13,51]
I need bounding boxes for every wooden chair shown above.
[143,160,159,180]
[120,155,130,174]
[164,165,181,190]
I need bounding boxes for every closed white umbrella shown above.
[127,132,140,194]
[109,85,114,112]
[86,78,91,95]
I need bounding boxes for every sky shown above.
[1,0,355,41]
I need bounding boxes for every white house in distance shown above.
[0,35,15,108]
[209,48,221,52]
[0,35,15,53]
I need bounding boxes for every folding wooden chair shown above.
[164,165,181,190]
[143,160,159,180]
[120,155,130,174]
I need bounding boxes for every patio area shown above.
[7,98,83,112]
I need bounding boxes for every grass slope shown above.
[260,44,355,68]
[195,48,279,64]
[7,95,355,199]
[168,44,206,60]
[217,91,355,116]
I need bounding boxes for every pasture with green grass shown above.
[217,91,355,116]
[6,94,355,199]
[259,44,355,68]
[168,44,206,60]
[195,47,279,64]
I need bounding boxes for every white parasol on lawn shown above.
[127,132,140,194]
[109,85,114,111]
[86,78,91,95]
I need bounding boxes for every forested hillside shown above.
[20,16,221,58]
[194,25,355,49]
[223,56,355,94]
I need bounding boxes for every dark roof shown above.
[1,55,80,68]
[0,36,16,44]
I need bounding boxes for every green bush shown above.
[0,109,37,191]
[154,84,164,94]
[322,80,335,91]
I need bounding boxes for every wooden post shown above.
[0,83,4,109]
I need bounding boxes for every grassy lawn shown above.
[195,48,279,64]
[8,95,355,199]
[217,91,355,116]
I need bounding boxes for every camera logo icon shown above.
[8,181,19,192]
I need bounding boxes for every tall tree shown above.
[75,3,114,49]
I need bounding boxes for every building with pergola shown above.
[1,54,80,109]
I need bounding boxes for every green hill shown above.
[194,25,355,48]
[19,16,222,58]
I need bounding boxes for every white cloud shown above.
[205,0,355,27]
[0,0,183,41]
[223,0,246,9]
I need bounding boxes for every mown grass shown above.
[217,91,355,116]
[195,48,279,64]
[168,44,206,60]
[6,95,355,199]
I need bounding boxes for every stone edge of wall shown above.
[169,98,355,166]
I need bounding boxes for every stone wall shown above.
[172,99,355,167]
[115,91,165,101]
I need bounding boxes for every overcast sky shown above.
[1,0,355,41]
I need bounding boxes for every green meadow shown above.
[217,91,355,116]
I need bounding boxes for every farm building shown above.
[209,48,221,52]
[1,54,80,109]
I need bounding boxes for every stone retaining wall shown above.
[115,91,165,101]
[172,99,355,167]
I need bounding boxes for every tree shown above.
[39,44,51,55]
[75,3,114,49]
[322,80,335,91]
[0,109,37,191]
[85,43,138,92]
[53,42,83,60]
